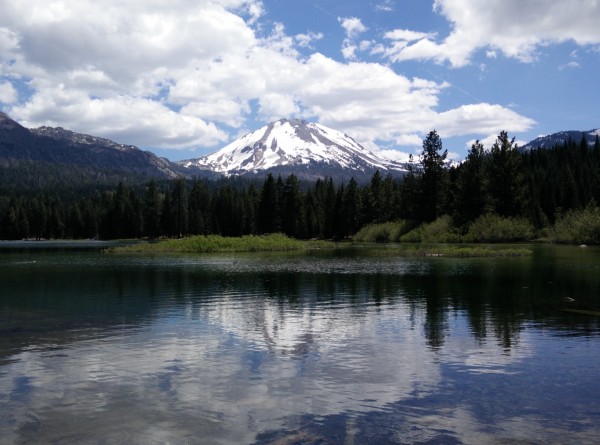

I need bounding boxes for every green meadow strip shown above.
[396,245,532,258]
[107,233,335,253]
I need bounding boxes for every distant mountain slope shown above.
[180,118,407,181]
[521,129,600,151]
[0,112,183,179]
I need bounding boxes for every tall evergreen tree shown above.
[381,173,398,222]
[188,179,210,235]
[282,174,304,238]
[213,186,240,236]
[323,177,336,239]
[486,131,526,217]
[258,173,281,233]
[303,188,319,238]
[419,130,448,222]
[161,189,175,237]
[343,177,363,236]
[454,140,489,226]
[103,183,142,239]
[143,180,162,239]
[399,154,420,221]
[333,183,346,240]
[172,177,188,238]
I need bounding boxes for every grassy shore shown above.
[394,245,532,257]
[106,233,531,257]
[106,233,335,253]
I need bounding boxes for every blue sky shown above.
[0,0,599,162]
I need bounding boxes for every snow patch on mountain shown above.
[180,118,407,175]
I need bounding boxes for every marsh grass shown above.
[107,233,335,253]
[107,233,531,258]
[397,245,532,257]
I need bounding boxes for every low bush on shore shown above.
[400,215,461,243]
[463,214,535,243]
[352,220,414,243]
[355,214,536,244]
[551,204,600,245]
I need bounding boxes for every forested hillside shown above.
[1,130,599,242]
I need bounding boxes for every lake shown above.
[1,242,599,444]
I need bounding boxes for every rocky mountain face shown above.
[521,129,600,151]
[0,112,183,179]
[180,118,408,181]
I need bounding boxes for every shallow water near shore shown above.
[1,243,599,444]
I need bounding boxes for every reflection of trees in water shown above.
[3,248,600,360]
[182,255,600,352]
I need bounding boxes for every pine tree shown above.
[343,177,363,236]
[258,173,280,234]
[68,203,85,239]
[369,169,383,223]
[323,177,336,239]
[399,154,421,221]
[333,183,346,240]
[559,165,580,211]
[381,173,398,222]
[143,180,162,239]
[304,188,319,238]
[454,140,489,226]
[486,131,526,217]
[419,130,448,222]
[213,186,237,235]
[282,174,304,238]
[188,179,210,235]
[161,189,175,237]
[172,178,188,238]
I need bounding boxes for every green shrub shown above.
[400,215,461,243]
[463,214,535,243]
[552,203,600,244]
[399,226,422,242]
[352,220,413,242]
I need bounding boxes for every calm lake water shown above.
[1,242,599,444]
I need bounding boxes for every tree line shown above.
[1,130,599,241]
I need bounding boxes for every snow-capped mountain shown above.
[521,129,600,151]
[180,118,407,180]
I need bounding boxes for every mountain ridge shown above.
[521,129,600,151]
[2,111,599,184]
[0,112,183,179]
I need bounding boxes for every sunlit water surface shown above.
[1,243,599,444]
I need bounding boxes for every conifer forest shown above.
[1,131,600,242]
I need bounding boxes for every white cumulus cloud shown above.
[382,0,600,67]
[0,0,260,148]
[0,0,536,155]
[0,81,17,103]
[339,17,368,39]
